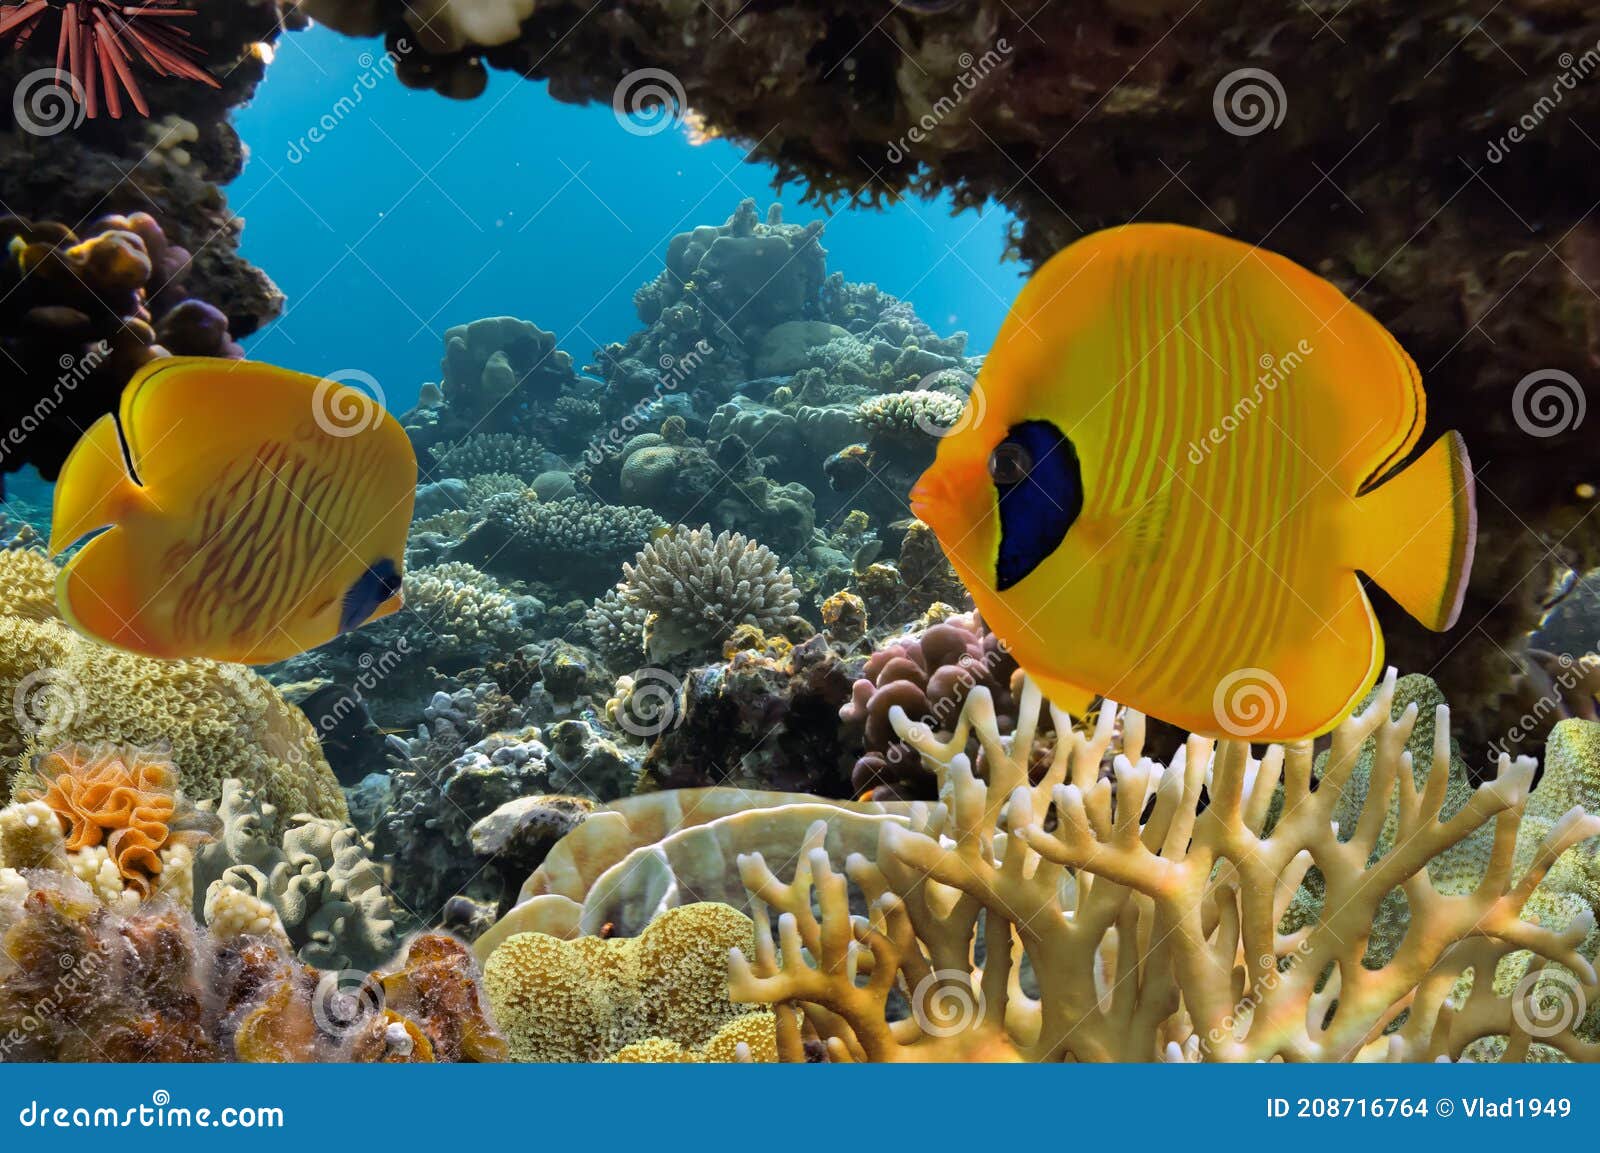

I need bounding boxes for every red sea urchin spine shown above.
[0,0,218,120]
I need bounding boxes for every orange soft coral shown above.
[23,744,179,895]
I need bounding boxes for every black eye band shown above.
[993,421,1083,591]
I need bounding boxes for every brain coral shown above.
[482,901,774,1062]
[621,525,802,661]
[0,575,344,821]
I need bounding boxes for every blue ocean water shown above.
[229,25,1026,414]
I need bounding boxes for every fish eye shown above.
[989,441,1033,486]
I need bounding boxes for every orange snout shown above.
[910,453,994,556]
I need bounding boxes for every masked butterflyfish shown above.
[48,357,416,664]
[911,224,1476,741]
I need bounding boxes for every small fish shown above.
[49,357,416,664]
[912,224,1476,741]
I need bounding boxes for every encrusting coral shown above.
[621,525,804,661]
[727,671,1600,1062]
[0,554,345,821]
[482,901,776,1062]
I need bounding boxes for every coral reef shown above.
[453,493,666,599]
[430,432,547,482]
[0,560,344,821]
[840,613,1018,800]
[0,213,244,487]
[482,901,775,1061]
[620,525,803,661]
[195,779,399,971]
[728,672,1600,1062]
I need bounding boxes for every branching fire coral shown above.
[728,671,1600,1062]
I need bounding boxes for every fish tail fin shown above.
[1352,431,1476,631]
[49,413,138,555]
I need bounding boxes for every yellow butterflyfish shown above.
[48,357,417,664]
[911,224,1476,741]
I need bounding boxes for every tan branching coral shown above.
[431,432,545,481]
[621,525,803,661]
[728,671,1600,1062]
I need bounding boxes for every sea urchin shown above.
[0,1,219,119]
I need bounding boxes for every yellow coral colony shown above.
[728,672,1600,1062]
[483,902,777,1062]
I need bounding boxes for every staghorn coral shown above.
[729,671,1600,1062]
[582,584,648,669]
[840,612,1018,800]
[0,588,344,821]
[482,901,774,1062]
[855,390,962,436]
[621,525,802,662]
[195,779,399,971]
[454,493,666,598]
[430,432,546,482]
